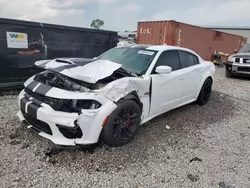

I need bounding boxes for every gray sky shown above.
[0,0,249,31]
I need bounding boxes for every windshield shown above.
[238,44,250,53]
[98,47,157,74]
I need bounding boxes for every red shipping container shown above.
[137,20,244,61]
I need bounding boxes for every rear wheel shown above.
[196,78,212,106]
[100,100,141,147]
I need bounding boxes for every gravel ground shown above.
[0,67,250,188]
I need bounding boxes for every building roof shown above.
[204,26,250,31]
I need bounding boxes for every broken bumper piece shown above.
[17,89,117,146]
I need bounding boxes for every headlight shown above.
[227,55,234,62]
[76,100,102,109]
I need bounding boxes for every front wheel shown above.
[100,100,141,147]
[196,78,212,106]
[225,69,232,78]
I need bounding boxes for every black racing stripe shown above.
[25,92,42,106]
[34,84,53,95]
[27,103,40,119]
[26,80,40,91]
[50,64,78,73]
[20,97,29,112]
[24,93,32,100]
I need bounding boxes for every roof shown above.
[146,45,180,51]
[116,44,197,53]
[204,26,250,31]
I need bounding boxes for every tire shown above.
[225,69,232,78]
[196,78,212,106]
[100,100,141,147]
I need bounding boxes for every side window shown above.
[193,55,199,65]
[154,50,180,72]
[179,51,199,68]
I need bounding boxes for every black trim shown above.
[28,126,41,134]
[56,121,83,139]
[148,77,153,116]
[26,81,40,91]
[27,103,40,119]
[149,78,152,104]
[238,67,250,72]
[229,72,250,77]
[31,98,43,106]
[34,84,53,95]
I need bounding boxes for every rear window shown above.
[179,51,199,68]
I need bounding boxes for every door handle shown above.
[180,77,184,80]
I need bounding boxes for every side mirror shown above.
[234,49,238,53]
[155,66,172,74]
[93,57,98,60]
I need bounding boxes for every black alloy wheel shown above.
[101,100,141,147]
[197,78,212,106]
[113,105,139,143]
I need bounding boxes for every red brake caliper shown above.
[125,113,130,127]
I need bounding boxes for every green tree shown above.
[90,19,104,29]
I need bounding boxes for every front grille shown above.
[238,67,250,72]
[235,58,240,63]
[22,110,52,135]
[24,88,72,112]
[243,59,250,64]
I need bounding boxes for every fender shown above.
[195,63,215,99]
[117,91,143,112]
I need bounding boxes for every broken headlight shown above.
[76,100,102,110]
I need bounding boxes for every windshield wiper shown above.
[133,72,143,76]
[119,67,141,77]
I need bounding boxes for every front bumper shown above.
[225,61,250,76]
[17,89,117,146]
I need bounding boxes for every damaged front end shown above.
[17,59,142,146]
[34,67,134,92]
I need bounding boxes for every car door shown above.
[178,50,203,103]
[149,50,184,117]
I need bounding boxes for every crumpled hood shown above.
[35,58,122,84]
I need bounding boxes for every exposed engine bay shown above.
[34,68,135,92]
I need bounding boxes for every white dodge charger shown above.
[17,44,215,147]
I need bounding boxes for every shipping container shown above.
[137,20,244,61]
[0,18,118,89]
